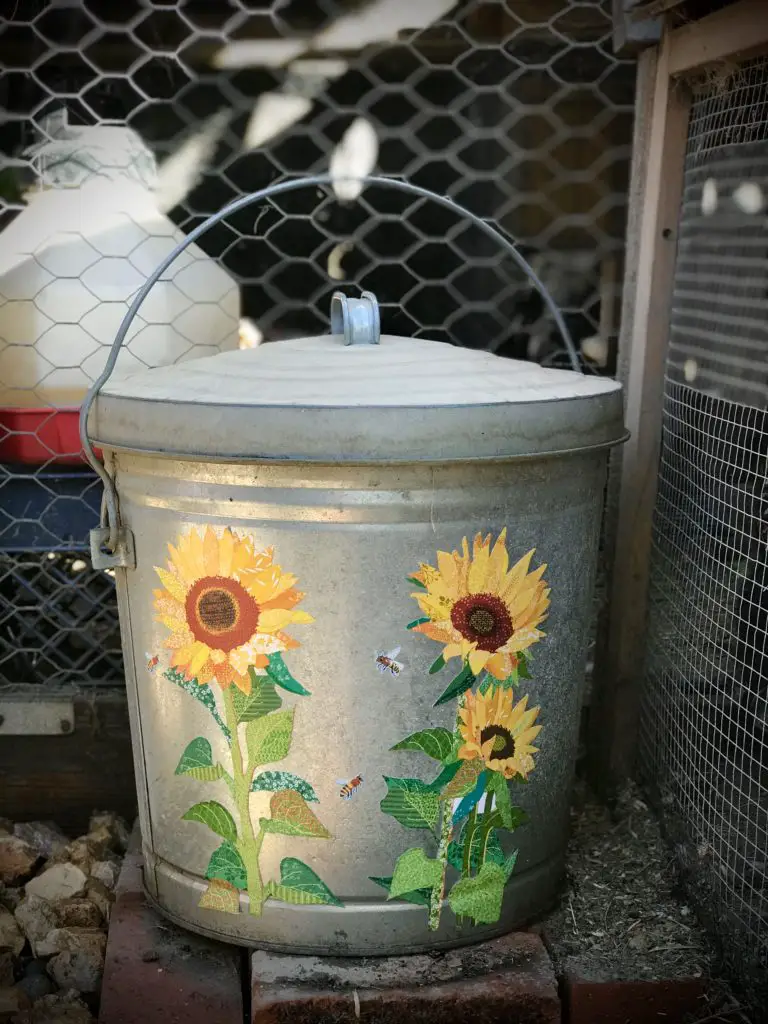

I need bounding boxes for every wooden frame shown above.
[589,0,768,791]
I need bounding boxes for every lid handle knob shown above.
[330,290,380,346]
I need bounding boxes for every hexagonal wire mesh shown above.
[0,0,635,691]
[637,58,768,1010]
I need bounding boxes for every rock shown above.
[0,986,29,1020]
[87,812,129,854]
[49,840,99,876]
[0,909,24,957]
[81,831,111,864]
[21,990,94,1024]
[46,948,104,995]
[88,861,119,891]
[0,840,39,887]
[15,960,55,1005]
[0,822,12,839]
[25,865,87,903]
[53,900,101,930]
[83,882,112,926]
[0,887,21,915]
[13,824,68,862]
[0,954,13,988]
[14,896,59,957]
[35,928,106,959]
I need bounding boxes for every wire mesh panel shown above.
[0,0,635,692]
[638,58,768,1010]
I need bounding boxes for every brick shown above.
[251,932,561,1024]
[98,823,242,1024]
[563,976,708,1024]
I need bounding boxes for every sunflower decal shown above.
[154,527,312,695]
[376,529,549,933]
[458,689,541,780]
[409,529,549,680]
[151,526,341,921]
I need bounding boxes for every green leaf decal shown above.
[406,576,427,591]
[164,669,229,738]
[265,652,311,696]
[261,790,331,838]
[198,878,240,914]
[182,801,237,844]
[369,876,432,907]
[406,617,430,629]
[174,737,224,782]
[448,822,504,874]
[206,840,247,889]
[233,671,282,722]
[482,775,528,833]
[448,862,507,925]
[264,882,325,906]
[503,851,519,880]
[274,857,343,907]
[380,777,440,831]
[429,654,446,674]
[500,653,533,688]
[245,708,294,768]
[433,663,475,706]
[486,772,527,831]
[441,758,482,799]
[389,848,442,900]
[251,770,318,802]
[391,727,455,763]
[427,761,462,792]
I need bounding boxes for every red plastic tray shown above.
[0,407,102,466]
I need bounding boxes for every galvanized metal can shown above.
[88,302,625,955]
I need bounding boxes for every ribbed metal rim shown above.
[96,430,629,465]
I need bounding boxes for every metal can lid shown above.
[89,332,625,463]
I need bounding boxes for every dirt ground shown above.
[543,781,720,984]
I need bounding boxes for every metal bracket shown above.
[90,526,137,570]
[0,697,75,736]
[330,290,381,346]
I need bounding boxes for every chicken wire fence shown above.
[0,0,635,692]
[637,58,768,1009]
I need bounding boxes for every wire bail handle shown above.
[80,173,580,565]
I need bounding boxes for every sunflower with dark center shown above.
[410,529,550,679]
[458,686,541,780]
[153,526,313,694]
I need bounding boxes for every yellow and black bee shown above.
[337,775,364,800]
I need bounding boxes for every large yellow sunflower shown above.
[458,686,541,780]
[153,526,312,694]
[410,529,549,679]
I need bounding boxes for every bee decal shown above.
[146,652,159,674]
[337,775,364,800]
[375,646,404,676]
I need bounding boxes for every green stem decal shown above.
[428,795,453,931]
[152,527,343,918]
[428,693,466,932]
[380,530,549,930]
[462,805,479,878]
[222,685,264,915]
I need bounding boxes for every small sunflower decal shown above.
[153,526,313,694]
[458,687,541,780]
[410,529,550,679]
